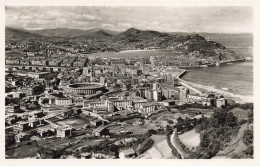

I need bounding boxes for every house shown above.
[56,125,73,138]
[132,99,148,109]
[119,148,136,159]
[15,132,31,142]
[16,121,30,131]
[80,152,92,159]
[28,119,39,128]
[37,129,55,138]
[92,127,109,137]
[61,109,74,118]
[159,100,175,107]
[92,152,116,159]
[216,98,227,108]
[90,119,105,127]
[139,102,162,114]
[55,98,73,106]
[186,94,202,103]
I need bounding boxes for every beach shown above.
[177,67,253,104]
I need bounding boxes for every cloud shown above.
[5,6,253,33]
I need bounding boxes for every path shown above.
[170,132,184,159]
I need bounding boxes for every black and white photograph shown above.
[2,0,258,164]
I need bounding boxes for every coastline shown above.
[176,66,253,104]
[178,58,246,69]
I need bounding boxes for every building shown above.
[55,98,73,106]
[56,125,73,138]
[64,83,105,95]
[100,77,106,85]
[83,101,106,109]
[16,71,50,79]
[119,149,136,159]
[139,102,162,114]
[216,98,227,108]
[145,89,153,100]
[16,121,30,131]
[80,152,92,159]
[132,99,148,109]
[110,99,133,111]
[179,87,189,102]
[202,98,215,107]
[152,90,162,102]
[15,132,31,142]
[186,94,202,103]
[92,127,109,137]
[162,89,172,99]
[159,100,175,107]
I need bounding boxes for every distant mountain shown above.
[29,28,119,38]
[5,26,241,60]
[118,28,168,41]
[5,27,44,41]
[30,28,87,37]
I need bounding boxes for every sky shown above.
[5,6,253,33]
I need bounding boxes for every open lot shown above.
[107,123,151,135]
[55,117,88,129]
[179,129,200,150]
[230,108,250,121]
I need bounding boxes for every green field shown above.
[230,108,250,121]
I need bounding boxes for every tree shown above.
[243,130,253,146]
[137,138,154,155]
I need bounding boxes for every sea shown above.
[182,47,253,97]
[86,35,253,97]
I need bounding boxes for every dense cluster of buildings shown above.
[5,51,229,159]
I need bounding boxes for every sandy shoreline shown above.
[177,70,253,104]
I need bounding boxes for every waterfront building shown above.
[216,98,227,108]
[186,94,202,103]
[179,87,189,102]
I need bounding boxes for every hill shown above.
[5,27,241,60]
[29,28,119,38]
[5,27,44,41]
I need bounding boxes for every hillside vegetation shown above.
[6,27,241,60]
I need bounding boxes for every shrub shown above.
[244,145,253,156]
[137,138,154,155]
[166,134,182,159]
[243,130,253,146]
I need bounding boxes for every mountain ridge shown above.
[5,26,244,60]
